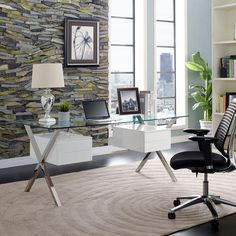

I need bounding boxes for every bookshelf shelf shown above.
[214,112,224,116]
[213,40,236,45]
[214,3,236,10]
[214,78,236,81]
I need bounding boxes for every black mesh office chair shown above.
[168,102,236,228]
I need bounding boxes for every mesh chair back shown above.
[214,102,236,161]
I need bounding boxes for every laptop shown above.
[82,100,120,123]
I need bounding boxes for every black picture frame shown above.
[64,18,99,66]
[226,92,236,110]
[117,88,141,115]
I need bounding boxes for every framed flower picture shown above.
[64,18,99,66]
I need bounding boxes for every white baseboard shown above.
[0,156,37,169]
[0,146,127,169]
[92,145,127,156]
[0,135,189,169]
[171,134,190,144]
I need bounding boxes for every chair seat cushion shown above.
[170,151,227,171]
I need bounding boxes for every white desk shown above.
[13,114,185,206]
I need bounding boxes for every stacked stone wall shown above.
[0,0,109,158]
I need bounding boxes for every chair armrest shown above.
[189,136,219,169]
[189,136,218,143]
[183,128,210,136]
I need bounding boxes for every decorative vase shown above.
[58,112,70,125]
[199,120,212,135]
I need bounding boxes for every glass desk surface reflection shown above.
[14,113,187,129]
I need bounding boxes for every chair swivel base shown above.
[168,174,236,229]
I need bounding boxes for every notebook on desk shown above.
[82,100,120,123]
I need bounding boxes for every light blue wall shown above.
[146,0,212,133]
[187,0,212,128]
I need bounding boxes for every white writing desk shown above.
[13,113,186,206]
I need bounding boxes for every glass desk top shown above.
[10,113,188,129]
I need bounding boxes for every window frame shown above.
[155,0,176,114]
[109,0,136,112]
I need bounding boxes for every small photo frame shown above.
[226,92,236,109]
[64,18,99,66]
[117,88,141,115]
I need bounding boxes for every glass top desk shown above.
[12,113,187,206]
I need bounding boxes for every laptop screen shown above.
[82,100,110,119]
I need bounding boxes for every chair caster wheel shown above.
[214,198,221,205]
[168,212,176,219]
[211,219,219,230]
[214,201,221,205]
[173,199,181,206]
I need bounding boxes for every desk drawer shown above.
[111,124,171,153]
[30,132,92,165]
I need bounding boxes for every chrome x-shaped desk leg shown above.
[135,151,177,182]
[24,125,62,207]
[135,118,177,182]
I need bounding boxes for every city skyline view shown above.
[111,52,175,114]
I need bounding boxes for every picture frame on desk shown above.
[117,88,141,115]
[226,92,236,110]
[64,18,99,66]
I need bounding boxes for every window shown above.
[155,0,186,125]
[110,0,135,113]
[155,0,176,114]
[109,0,186,122]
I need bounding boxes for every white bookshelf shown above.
[212,0,236,133]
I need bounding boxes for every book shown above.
[140,91,151,115]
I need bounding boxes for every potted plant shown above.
[58,100,70,123]
[186,52,212,131]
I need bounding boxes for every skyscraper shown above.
[160,53,173,83]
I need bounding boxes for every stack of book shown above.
[139,91,154,115]
[220,55,236,78]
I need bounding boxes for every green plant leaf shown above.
[186,52,212,120]
[185,62,204,72]
[189,85,205,91]
[191,91,205,102]
[192,52,207,69]
[205,83,212,99]
[192,103,201,110]
[60,101,70,112]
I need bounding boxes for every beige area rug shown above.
[1,161,236,236]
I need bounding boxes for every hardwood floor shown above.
[1,141,236,235]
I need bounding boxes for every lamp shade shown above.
[32,63,65,88]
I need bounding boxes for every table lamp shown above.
[32,63,65,124]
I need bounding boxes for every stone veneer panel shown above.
[0,0,109,158]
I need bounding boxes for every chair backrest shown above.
[214,102,236,168]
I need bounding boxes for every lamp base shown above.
[39,117,56,125]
